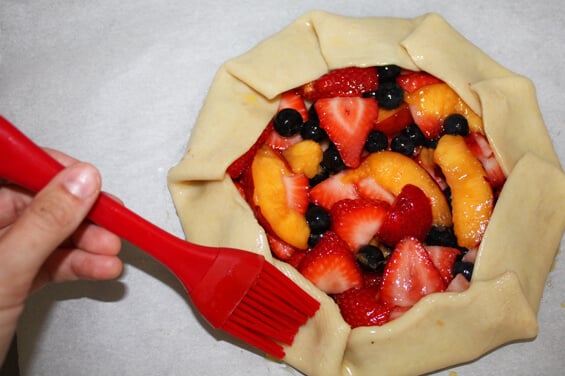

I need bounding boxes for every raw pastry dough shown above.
[168,10,565,376]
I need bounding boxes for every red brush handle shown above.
[0,116,216,291]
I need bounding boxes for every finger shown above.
[44,147,79,167]
[0,163,101,285]
[32,249,123,292]
[0,184,33,227]
[72,222,122,256]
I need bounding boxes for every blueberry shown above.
[308,232,325,248]
[323,143,346,173]
[309,165,330,187]
[443,114,469,136]
[308,104,319,123]
[401,123,426,147]
[390,134,415,156]
[273,108,303,137]
[375,81,404,110]
[425,226,458,248]
[453,261,474,281]
[356,245,387,272]
[423,136,439,149]
[306,204,331,234]
[377,65,401,83]
[364,130,388,153]
[301,119,328,142]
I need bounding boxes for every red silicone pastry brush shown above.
[0,116,319,359]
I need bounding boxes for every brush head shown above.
[189,248,319,359]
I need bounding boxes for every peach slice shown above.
[282,139,324,178]
[434,134,494,249]
[347,151,452,227]
[404,83,483,138]
[251,145,310,249]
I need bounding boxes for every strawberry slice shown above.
[278,89,309,121]
[380,237,446,307]
[265,122,303,151]
[446,273,471,292]
[330,198,389,253]
[315,97,379,168]
[300,66,379,101]
[267,233,296,260]
[355,177,395,205]
[464,132,506,189]
[397,71,443,93]
[298,231,363,294]
[285,249,307,269]
[334,287,391,328]
[310,171,359,210]
[283,173,310,215]
[378,184,433,247]
[425,245,461,284]
[414,147,448,190]
[374,103,414,136]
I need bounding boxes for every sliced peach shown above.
[282,140,323,179]
[434,135,493,249]
[347,151,452,227]
[251,145,310,249]
[404,83,483,138]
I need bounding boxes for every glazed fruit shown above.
[315,96,379,168]
[228,65,507,328]
[348,151,452,227]
[404,83,483,139]
[300,66,378,101]
[434,134,494,249]
[298,231,363,294]
[251,145,310,249]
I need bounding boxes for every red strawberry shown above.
[310,171,359,210]
[315,97,379,168]
[227,126,271,179]
[283,173,310,215]
[298,231,363,294]
[330,198,389,253]
[300,66,378,101]
[378,184,433,247]
[278,89,309,121]
[414,147,448,190]
[380,237,446,307]
[286,249,307,269]
[425,245,461,284]
[363,271,383,288]
[446,273,471,292]
[334,287,391,328]
[267,233,296,260]
[464,132,506,189]
[397,71,443,93]
[355,177,395,205]
[374,104,414,136]
[265,123,303,151]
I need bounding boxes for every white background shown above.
[1,1,563,375]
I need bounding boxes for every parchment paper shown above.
[0,1,563,375]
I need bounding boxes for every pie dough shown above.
[168,11,565,376]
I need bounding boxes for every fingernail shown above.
[63,164,100,199]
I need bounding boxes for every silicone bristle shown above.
[221,262,320,359]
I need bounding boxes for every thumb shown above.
[0,162,101,283]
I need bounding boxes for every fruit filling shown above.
[227,66,506,328]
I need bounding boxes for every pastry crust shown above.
[168,10,565,376]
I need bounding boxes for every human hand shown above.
[0,150,123,364]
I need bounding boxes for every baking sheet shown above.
[0,1,563,375]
